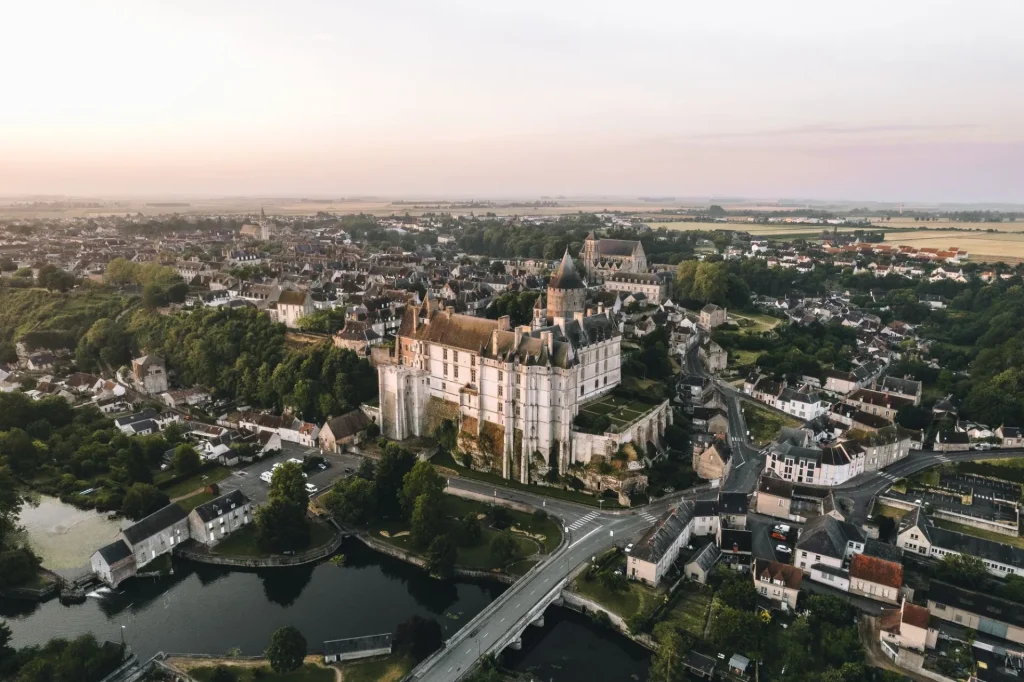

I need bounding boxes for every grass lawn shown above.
[932,518,1024,549]
[212,521,337,558]
[578,391,662,432]
[571,554,663,620]
[339,653,415,682]
[730,312,781,334]
[161,466,232,498]
[744,402,801,447]
[663,585,712,637]
[177,490,218,512]
[729,349,761,368]
[507,559,539,577]
[368,496,560,571]
[431,450,620,509]
[189,664,334,682]
[872,502,910,520]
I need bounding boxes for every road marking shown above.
[639,511,657,523]
[500,618,505,623]
[516,603,520,607]
[569,525,602,549]
[465,648,471,654]
[568,511,599,530]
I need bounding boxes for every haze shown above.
[3,0,1023,203]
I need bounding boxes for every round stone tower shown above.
[546,249,586,325]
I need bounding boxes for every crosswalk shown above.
[639,511,658,523]
[876,471,900,482]
[936,455,952,464]
[567,511,599,531]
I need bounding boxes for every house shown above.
[684,543,721,584]
[186,490,253,547]
[693,438,731,483]
[698,338,727,373]
[753,558,803,610]
[131,355,168,395]
[322,633,393,664]
[897,506,1024,578]
[776,386,827,421]
[274,290,315,328]
[934,430,970,452]
[717,528,753,571]
[880,376,923,406]
[90,539,135,588]
[793,515,864,573]
[848,553,902,604]
[699,304,727,329]
[879,598,934,655]
[755,476,794,519]
[690,407,729,435]
[114,408,160,435]
[319,410,371,453]
[90,502,191,585]
[628,501,695,586]
[728,654,751,679]
[997,426,1024,449]
[718,492,749,530]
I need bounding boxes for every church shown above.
[378,251,641,483]
[581,231,648,282]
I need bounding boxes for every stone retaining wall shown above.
[174,531,345,568]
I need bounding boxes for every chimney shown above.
[574,311,585,325]
[540,330,553,354]
[497,315,511,331]
[411,305,419,332]
[515,325,529,346]
[598,302,605,315]
[491,331,499,355]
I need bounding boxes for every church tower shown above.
[546,249,586,329]
[259,207,273,241]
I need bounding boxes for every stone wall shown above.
[424,396,459,438]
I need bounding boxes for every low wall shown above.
[559,591,656,651]
[355,534,427,569]
[444,486,536,514]
[174,531,345,568]
[879,494,1018,536]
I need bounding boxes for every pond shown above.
[17,494,125,577]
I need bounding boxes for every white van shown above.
[260,471,273,484]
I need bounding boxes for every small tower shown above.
[532,293,547,330]
[546,249,586,330]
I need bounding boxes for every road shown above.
[410,505,651,682]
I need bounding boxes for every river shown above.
[6,502,651,679]
[18,494,125,577]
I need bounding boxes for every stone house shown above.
[90,539,135,588]
[628,501,695,586]
[693,438,731,483]
[319,410,371,453]
[120,503,189,569]
[131,355,168,395]
[699,304,727,329]
[187,490,253,547]
[753,558,803,610]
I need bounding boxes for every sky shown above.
[2,1,1023,203]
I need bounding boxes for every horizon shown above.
[3,1,1023,202]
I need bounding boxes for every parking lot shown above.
[221,441,365,507]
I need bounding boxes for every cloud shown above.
[652,122,979,144]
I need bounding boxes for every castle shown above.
[377,250,669,485]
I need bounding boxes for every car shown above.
[271,462,283,471]
[318,463,328,470]
[770,531,788,541]
[259,471,273,483]
[775,545,792,555]
[625,543,634,554]
[305,483,319,494]
[774,524,791,534]
[288,458,303,466]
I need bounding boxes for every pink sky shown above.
[2,1,1022,203]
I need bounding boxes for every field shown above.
[338,653,415,682]
[662,584,713,637]
[744,402,801,447]
[729,311,781,334]
[881,229,1024,261]
[187,663,334,682]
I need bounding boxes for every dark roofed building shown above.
[90,539,135,587]
[118,503,189,568]
[323,633,393,663]
[628,501,695,586]
[187,490,253,547]
[319,410,371,453]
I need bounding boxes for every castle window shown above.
[470,355,475,366]
[471,369,476,383]
[498,385,503,397]
[454,366,459,378]
[581,386,585,396]
[453,351,459,362]
[498,370,504,381]
[443,349,448,360]
[498,402,503,413]
[443,363,448,376]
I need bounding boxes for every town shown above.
[0,204,1023,682]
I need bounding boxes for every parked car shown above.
[625,543,634,554]
[260,471,273,484]
[287,458,304,466]
[305,483,318,494]
[775,545,792,555]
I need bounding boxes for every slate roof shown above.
[95,539,132,565]
[593,238,640,257]
[121,503,188,546]
[114,408,158,427]
[795,514,863,559]
[323,410,370,441]
[864,538,903,563]
[929,581,1024,629]
[754,558,803,590]
[277,290,308,306]
[548,250,585,290]
[192,489,250,523]
[719,529,752,554]
[718,492,748,516]
[631,501,694,564]
[693,499,719,518]
[687,543,722,572]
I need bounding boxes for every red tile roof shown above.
[850,553,903,589]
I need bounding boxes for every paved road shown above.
[410,510,651,682]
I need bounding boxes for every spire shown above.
[585,230,597,241]
[549,248,584,290]
[261,206,266,220]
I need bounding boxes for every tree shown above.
[426,535,457,578]
[400,460,445,519]
[269,462,309,509]
[323,476,376,526]
[121,483,170,521]
[172,444,201,475]
[707,606,760,655]
[265,626,306,673]
[490,532,518,567]
[409,490,444,548]
[712,567,758,610]
[141,283,169,310]
[210,666,237,682]
[434,419,457,454]
[649,626,685,682]
[256,462,310,552]
[374,445,416,515]
[937,553,988,588]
